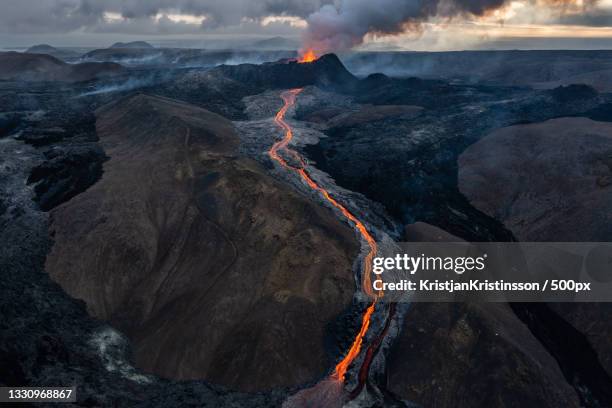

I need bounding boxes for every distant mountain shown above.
[25,44,80,61]
[26,44,58,53]
[0,52,124,82]
[110,41,154,49]
[81,46,295,68]
[82,47,163,65]
[249,36,299,51]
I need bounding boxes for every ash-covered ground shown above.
[2,45,612,407]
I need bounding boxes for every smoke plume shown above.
[301,0,595,55]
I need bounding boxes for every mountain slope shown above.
[45,94,358,391]
[387,223,581,407]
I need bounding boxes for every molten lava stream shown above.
[269,88,383,388]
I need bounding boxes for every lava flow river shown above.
[269,88,385,395]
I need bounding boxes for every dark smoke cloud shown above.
[301,0,598,54]
[447,0,506,15]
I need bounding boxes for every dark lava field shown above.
[1,45,612,407]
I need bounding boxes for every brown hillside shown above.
[45,94,358,391]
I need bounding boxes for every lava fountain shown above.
[298,49,318,63]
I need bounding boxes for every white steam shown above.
[301,0,596,55]
[302,0,425,54]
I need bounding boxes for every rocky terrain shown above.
[81,46,295,68]
[293,58,612,406]
[533,70,612,93]
[342,50,612,91]
[459,117,612,241]
[387,223,581,406]
[0,92,288,407]
[2,49,612,407]
[458,117,612,405]
[45,93,358,391]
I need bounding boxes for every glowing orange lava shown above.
[269,88,382,384]
[298,49,317,63]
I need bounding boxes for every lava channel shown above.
[269,88,384,389]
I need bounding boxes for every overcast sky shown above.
[1,0,612,50]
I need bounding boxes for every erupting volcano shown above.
[6,0,612,406]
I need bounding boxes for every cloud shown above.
[0,0,330,35]
[556,9,612,26]
[0,1,95,34]
[0,0,610,50]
